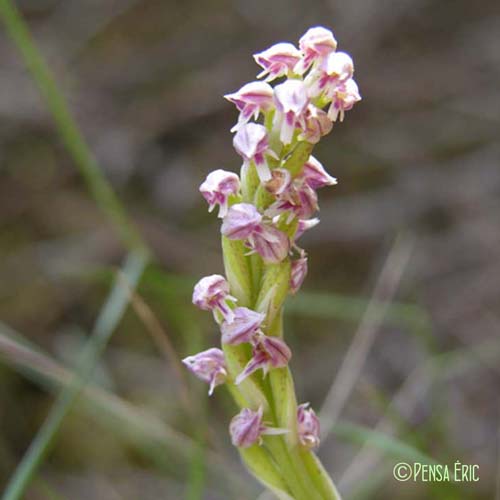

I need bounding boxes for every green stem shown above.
[264,437,315,500]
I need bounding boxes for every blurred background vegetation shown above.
[0,0,499,498]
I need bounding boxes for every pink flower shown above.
[233,123,277,182]
[229,406,287,448]
[273,80,310,145]
[182,348,227,396]
[236,334,292,384]
[252,224,290,264]
[224,81,274,132]
[199,169,240,218]
[307,51,354,99]
[221,203,262,240]
[267,181,318,221]
[327,78,361,122]
[301,156,337,189]
[221,203,290,264]
[221,307,265,345]
[192,274,237,323]
[294,27,337,75]
[290,253,308,294]
[297,403,321,449]
[254,42,302,82]
[298,104,333,144]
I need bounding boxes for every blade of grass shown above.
[332,421,438,466]
[2,250,147,500]
[0,0,147,255]
[0,323,253,498]
[338,338,500,496]
[319,233,414,438]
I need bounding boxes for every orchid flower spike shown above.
[225,81,274,132]
[182,348,227,396]
[273,79,309,145]
[236,334,292,384]
[233,123,278,182]
[297,403,321,449]
[192,274,237,323]
[199,169,240,218]
[253,42,302,82]
[221,306,265,345]
[294,26,338,75]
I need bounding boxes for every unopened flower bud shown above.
[230,406,288,448]
[297,403,321,449]
[254,42,302,82]
[221,307,265,345]
[200,169,240,218]
[182,348,227,395]
[192,274,237,323]
[225,81,274,132]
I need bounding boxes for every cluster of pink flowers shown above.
[183,27,360,451]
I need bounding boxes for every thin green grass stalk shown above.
[0,323,254,498]
[2,250,147,500]
[0,0,148,256]
[332,421,439,466]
